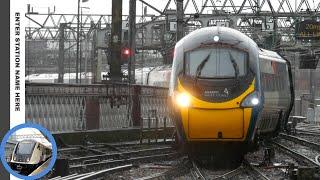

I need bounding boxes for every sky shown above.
[23,0,320,16]
[24,0,165,15]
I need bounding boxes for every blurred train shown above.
[25,65,172,87]
[135,65,171,87]
[10,139,52,173]
[168,26,294,158]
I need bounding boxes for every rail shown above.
[243,159,270,180]
[190,160,207,180]
[272,141,320,167]
[279,133,320,151]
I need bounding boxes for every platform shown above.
[29,158,52,176]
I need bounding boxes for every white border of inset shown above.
[10,1,25,128]
[10,1,25,179]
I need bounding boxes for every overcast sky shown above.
[25,0,167,15]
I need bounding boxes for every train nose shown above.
[188,108,245,139]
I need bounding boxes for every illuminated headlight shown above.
[26,158,30,162]
[13,157,16,161]
[241,91,260,107]
[251,97,259,105]
[175,92,191,107]
[213,35,220,42]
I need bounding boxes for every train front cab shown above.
[10,140,52,174]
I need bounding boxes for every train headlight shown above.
[26,158,30,162]
[13,157,16,161]
[213,35,220,42]
[241,91,260,107]
[175,92,191,107]
[251,98,259,105]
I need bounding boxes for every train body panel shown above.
[257,49,292,134]
[177,79,255,141]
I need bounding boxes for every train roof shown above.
[176,26,258,52]
[259,48,287,63]
[18,139,52,149]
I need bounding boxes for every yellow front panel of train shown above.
[177,79,255,141]
[188,108,244,139]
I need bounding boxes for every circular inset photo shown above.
[1,123,57,179]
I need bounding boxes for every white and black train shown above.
[10,139,52,174]
[167,26,294,157]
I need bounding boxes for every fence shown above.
[26,83,173,133]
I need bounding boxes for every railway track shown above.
[296,129,320,137]
[51,144,180,179]
[50,164,133,180]
[276,133,320,169]
[68,146,173,165]
[52,136,320,179]
[134,157,190,180]
[279,133,320,151]
[271,141,320,167]
[141,156,271,180]
[132,157,209,180]
[190,160,207,180]
[211,166,243,179]
[295,124,320,132]
[209,159,270,180]
[242,159,270,180]
[95,151,276,180]
[69,152,178,174]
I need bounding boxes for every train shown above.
[25,66,172,86]
[168,26,294,161]
[135,65,171,87]
[10,139,52,174]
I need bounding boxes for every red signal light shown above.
[123,48,130,55]
[121,47,132,62]
[122,48,131,57]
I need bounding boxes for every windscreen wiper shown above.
[194,53,211,87]
[228,51,239,79]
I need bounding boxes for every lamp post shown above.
[76,0,89,83]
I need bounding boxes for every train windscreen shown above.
[16,141,36,155]
[184,48,248,78]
